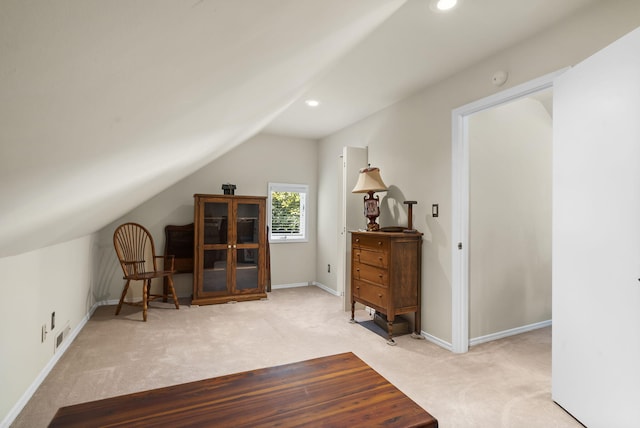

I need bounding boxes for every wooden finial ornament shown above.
[403,201,417,233]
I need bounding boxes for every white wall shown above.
[318,1,640,343]
[93,133,318,301]
[468,97,552,339]
[0,235,94,426]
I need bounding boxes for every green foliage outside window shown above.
[271,192,301,234]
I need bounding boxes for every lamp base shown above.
[363,191,381,232]
[367,222,381,232]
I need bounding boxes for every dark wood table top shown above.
[49,352,438,427]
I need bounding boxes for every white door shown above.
[337,146,367,311]
[553,27,640,427]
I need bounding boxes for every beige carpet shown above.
[13,286,582,427]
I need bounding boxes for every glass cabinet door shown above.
[202,249,227,292]
[236,202,260,244]
[234,201,261,291]
[201,200,230,293]
[204,201,229,245]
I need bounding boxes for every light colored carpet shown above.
[12,286,582,427]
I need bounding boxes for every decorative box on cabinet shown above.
[192,194,267,305]
[350,231,423,345]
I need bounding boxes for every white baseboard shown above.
[271,282,311,290]
[416,320,551,352]
[469,319,552,347]
[311,281,341,296]
[269,281,341,297]
[423,331,453,352]
[1,302,100,428]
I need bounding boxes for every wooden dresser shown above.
[350,231,423,344]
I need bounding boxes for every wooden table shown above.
[49,352,438,427]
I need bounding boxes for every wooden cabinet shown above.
[193,194,267,305]
[350,231,423,344]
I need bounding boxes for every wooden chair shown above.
[113,222,180,321]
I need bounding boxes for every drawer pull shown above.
[378,293,383,298]
[378,274,383,278]
[378,241,382,246]
[355,238,360,243]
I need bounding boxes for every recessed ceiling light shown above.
[429,0,459,12]
[436,0,457,10]
[305,99,320,107]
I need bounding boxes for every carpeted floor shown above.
[12,286,582,427]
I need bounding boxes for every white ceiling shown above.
[0,0,601,257]
[0,0,404,257]
[264,0,598,139]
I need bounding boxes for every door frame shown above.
[338,146,368,310]
[450,68,567,353]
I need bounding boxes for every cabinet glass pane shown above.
[237,203,259,244]
[203,249,227,292]
[236,249,258,290]
[204,202,228,244]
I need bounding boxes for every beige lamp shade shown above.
[352,167,388,193]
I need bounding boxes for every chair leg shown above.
[142,279,149,322]
[115,280,131,315]
[167,275,180,309]
[162,277,168,303]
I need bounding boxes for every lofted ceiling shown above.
[0,0,404,257]
[0,0,599,257]
[264,0,598,138]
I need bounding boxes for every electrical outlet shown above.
[41,324,47,343]
[327,264,331,273]
[51,311,55,330]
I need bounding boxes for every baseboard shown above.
[422,331,453,352]
[269,281,341,297]
[1,302,101,428]
[469,319,552,347]
[311,282,341,296]
[271,282,311,290]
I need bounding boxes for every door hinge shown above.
[458,242,463,250]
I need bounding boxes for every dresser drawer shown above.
[354,248,388,268]
[352,234,388,252]
[353,280,388,308]
[352,261,388,286]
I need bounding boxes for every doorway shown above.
[451,69,566,353]
[467,89,552,343]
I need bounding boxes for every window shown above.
[268,183,308,242]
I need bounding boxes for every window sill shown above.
[269,239,309,244]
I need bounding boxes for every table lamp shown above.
[352,166,388,231]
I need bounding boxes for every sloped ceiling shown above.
[0,0,604,258]
[265,0,598,138]
[0,0,405,257]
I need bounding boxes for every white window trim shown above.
[268,182,309,243]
